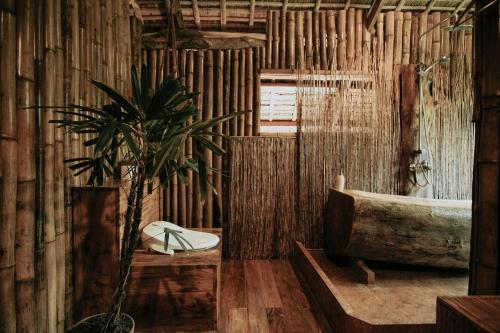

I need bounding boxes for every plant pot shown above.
[70,313,135,333]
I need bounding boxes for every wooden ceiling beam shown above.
[192,0,201,29]
[249,0,255,26]
[366,0,386,30]
[451,0,468,15]
[220,0,227,30]
[424,0,438,13]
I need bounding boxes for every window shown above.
[260,84,298,135]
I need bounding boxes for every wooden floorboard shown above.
[218,260,324,333]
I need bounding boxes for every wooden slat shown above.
[366,0,386,31]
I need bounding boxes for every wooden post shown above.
[362,15,370,72]
[245,48,254,136]
[355,10,362,70]
[186,50,194,227]
[320,11,327,69]
[0,3,18,332]
[432,12,441,61]
[214,50,223,225]
[193,50,204,228]
[230,50,239,136]
[266,10,272,69]
[385,11,395,86]
[280,8,286,68]
[238,49,246,136]
[272,11,280,69]
[394,11,403,66]
[402,12,411,64]
[253,48,261,136]
[410,12,419,64]
[223,50,231,136]
[312,10,320,69]
[286,11,295,69]
[327,10,336,70]
[346,8,355,69]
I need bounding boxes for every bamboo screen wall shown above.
[140,47,263,229]
[0,0,132,331]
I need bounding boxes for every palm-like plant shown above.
[53,65,241,332]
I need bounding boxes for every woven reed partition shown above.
[223,137,297,259]
[141,47,263,229]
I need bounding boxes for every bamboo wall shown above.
[140,46,263,228]
[0,0,132,331]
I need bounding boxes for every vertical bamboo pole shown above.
[355,9,362,70]
[441,12,450,59]
[337,10,346,69]
[34,0,47,330]
[245,48,254,136]
[178,49,187,227]
[286,11,295,69]
[43,0,58,331]
[280,8,286,68]
[171,50,179,226]
[253,48,261,136]
[385,11,395,85]
[272,11,279,69]
[410,12,419,64]
[346,8,355,69]
[203,50,213,227]
[394,11,403,66]
[148,50,157,89]
[418,13,427,64]
[0,3,18,332]
[425,13,433,64]
[193,50,204,227]
[230,50,239,136]
[15,0,36,331]
[320,11,327,69]
[402,12,412,64]
[377,13,384,64]
[223,49,231,136]
[186,50,194,227]
[326,11,336,70]
[305,11,313,69]
[296,11,304,70]
[312,10,320,69]
[266,10,272,69]
[214,50,223,225]
[238,49,246,136]
[432,12,441,61]
[362,15,370,72]
[157,49,165,85]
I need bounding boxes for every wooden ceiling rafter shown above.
[192,0,201,29]
[451,0,469,15]
[366,0,386,30]
[395,0,407,11]
[424,0,439,13]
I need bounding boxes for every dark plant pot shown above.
[70,313,135,333]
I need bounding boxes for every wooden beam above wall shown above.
[395,0,407,11]
[424,0,438,13]
[366,0,386,30]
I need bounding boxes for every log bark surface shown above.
[324,189,472,269]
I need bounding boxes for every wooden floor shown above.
[219,260,325,333]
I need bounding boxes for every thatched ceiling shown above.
[138,0,472,32]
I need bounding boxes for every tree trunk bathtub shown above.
[324,189,472,269]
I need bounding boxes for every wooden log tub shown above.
[324,189,472,269]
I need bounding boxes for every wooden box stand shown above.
[437,296,500,333]
[125,229,222,332]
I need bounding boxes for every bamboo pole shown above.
[320,11,327,69]
[362,14,370,72]
[305,11,313,69]
[355,9,362,70]
[286,11,295,69]
[223,49,231,136]
[230,50,239,136]
[253,48,261,136]
[432,12,441,61]
[245,48,254,136]
[266,10,272,69]
[272,11,279,69]
[377,13,384,64]
[15,1,36,331]
[34,0,47,330]
[238,49,246,136]
[148,50,157,89]
[171,49,179,226]
[327,10,336,70]
[0,6,18,333]
[394,11,403,66]
[157,49,165,86]
[410,12,419,64]
[312,10,320,69]
[337,10,346,69]
[280,8,286,68]
[193,50,204,227]
[441,12,450,59]
[346,8,355,69]
[296,11,304,70]
[178,50,187,227]
[186,50,194,227]
[402,12,411,64]
[385,11,395,85]
[214,50,223,225]
[203,50,214,227]
[418,13,427,64]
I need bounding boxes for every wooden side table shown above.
[125,228,222,332]
[437,296,500,333]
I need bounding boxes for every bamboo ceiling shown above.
[138,0,473,32]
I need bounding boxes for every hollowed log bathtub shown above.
[324,189,472,269]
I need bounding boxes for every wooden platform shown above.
[125,228,222,332]
[437,296,500,333]
[293,242,469,333]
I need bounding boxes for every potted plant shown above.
[53,65,240,333]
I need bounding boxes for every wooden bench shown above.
[125,228,222,332]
